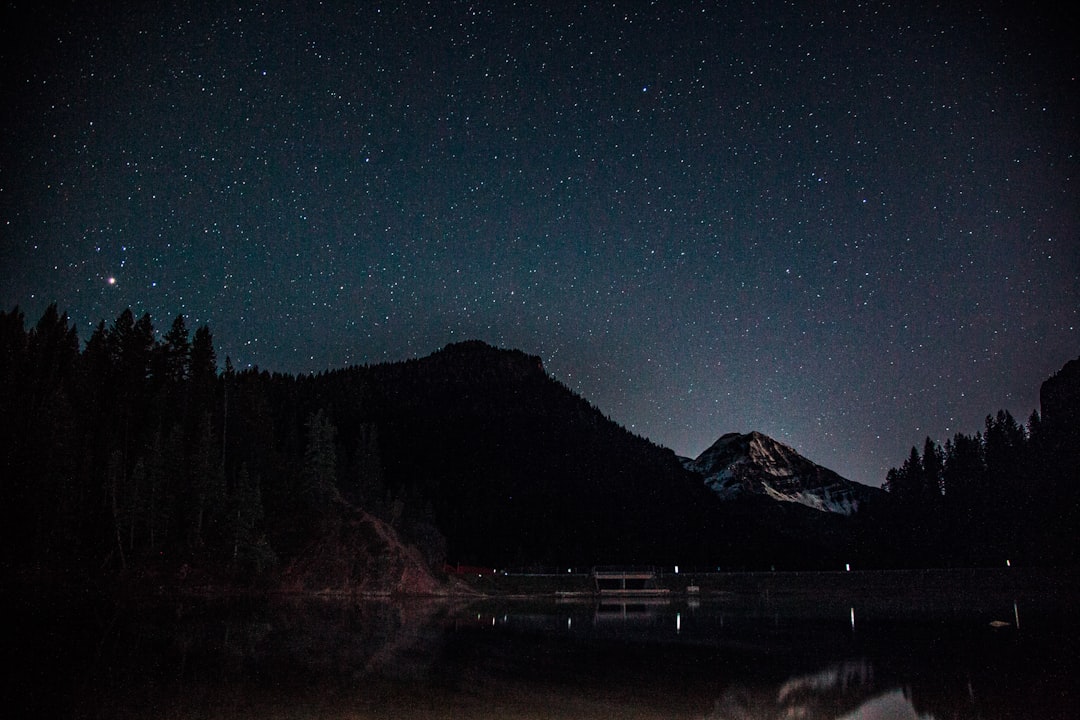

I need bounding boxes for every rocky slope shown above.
[279,505,443,595]
[682,431,884,515]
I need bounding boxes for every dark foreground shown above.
[10,568,1079,719]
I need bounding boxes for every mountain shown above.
[1041,355,1080,429]
[319,340,727,567]
[8,303,1078,587]
[682,431,884,515]
[332,341,877,569]
[343,344,879,569]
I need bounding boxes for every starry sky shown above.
[2,1,1077,486]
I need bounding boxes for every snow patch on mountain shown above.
[682,431,880,515]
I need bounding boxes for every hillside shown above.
[317,341,724,566]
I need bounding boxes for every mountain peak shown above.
[416,340,546,382]
[684,431,882,515]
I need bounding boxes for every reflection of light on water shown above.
[676,612,681,633]
[778,660,873,702]
[837,688,923,719]
[851,607,856,631]
[709,661,930,720]
[746,662,930,720]
[990,601,1021,630]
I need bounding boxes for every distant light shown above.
[845,563,851,572]
[674,565,679,574]
[1006,559,1011,567]
[107,277,116,285]
[676,612,682,633]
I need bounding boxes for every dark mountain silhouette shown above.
[320,341,724,567]
[1041,356,1080,430]
[319,341,871,570]
[5,303,1076,593]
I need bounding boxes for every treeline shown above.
[5,301,1076,582]
[881,401,1080,567]
[0,304,443,585]
[0,304,724,579]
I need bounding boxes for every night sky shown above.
[2,1,1077,487]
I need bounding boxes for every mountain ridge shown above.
[7,302,1074,586]
[682,430,885,515]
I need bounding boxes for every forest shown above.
[0,304,442,586]
[1,303,713,587]
[877,392,1080,567]
[2,303,1077,593]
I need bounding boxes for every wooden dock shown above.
[591,567,671,596]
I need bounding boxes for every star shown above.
[1,0,1076,486]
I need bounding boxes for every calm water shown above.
[12,571,1079,719]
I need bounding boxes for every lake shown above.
[12,569,1079,719]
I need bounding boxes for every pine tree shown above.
[190,326,217,388]
[301,409,341,514]
[884,446,923,505]
[22,305,80,566]
[160,314,191,385]
[0,308,28,481]
[188,411,226,553]
[229,463,275,577]
[921,437,944,498]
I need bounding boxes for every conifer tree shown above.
[922,437,944,498]
[301,409,341,514]
[230,463,275,576]
[160,314,191,385]
[188,411,226,553]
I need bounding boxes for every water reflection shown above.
[13,579,1080,720]
[709,661,928,720]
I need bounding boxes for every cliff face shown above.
[1040,356,1080,428]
